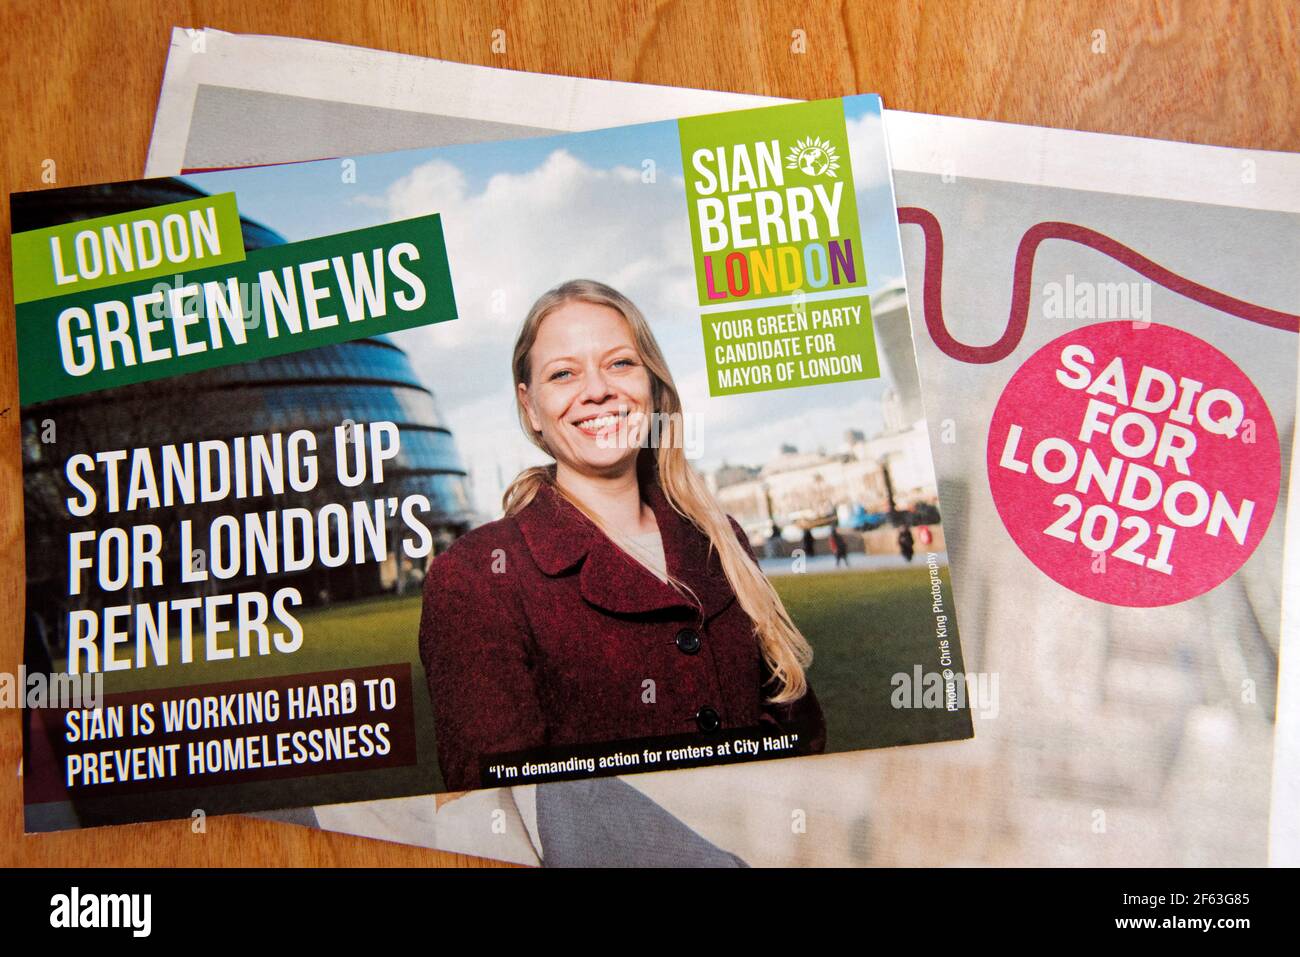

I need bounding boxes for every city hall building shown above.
[18,179,475,663]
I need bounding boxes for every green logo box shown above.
[15,215,458,405]
[701,293,879,396]
[678,98,867,308]
[12,193,246,305]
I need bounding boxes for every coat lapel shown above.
[514,480,739,621]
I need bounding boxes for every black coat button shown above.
[675,627,702,655]
[695,705,721,732]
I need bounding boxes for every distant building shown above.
[708,463,762,493]
[709,283,938,540]
[872,282,927,426]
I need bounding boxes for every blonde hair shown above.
[504,279,812,703]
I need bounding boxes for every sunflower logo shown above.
[785,136,841,178]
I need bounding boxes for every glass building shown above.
[17,179,475,662]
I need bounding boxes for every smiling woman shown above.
[417,278,826,790]
[517,295,656,484]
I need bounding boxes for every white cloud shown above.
[374,148,693,375]
[376,145,902,516]
[846,111,893,194]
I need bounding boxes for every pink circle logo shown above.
[986,321,1280,607]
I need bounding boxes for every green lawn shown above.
[99,567,970,753]
[66,595,442,825]
[773,565,973,752]
[66,565,969,824]
[94,594,427,694]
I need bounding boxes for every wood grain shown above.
[0,0,1296,868]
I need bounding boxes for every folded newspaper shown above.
[136,30,1300,868]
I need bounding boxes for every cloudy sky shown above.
[184,96,908,516]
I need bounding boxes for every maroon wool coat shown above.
[418,479,827,790]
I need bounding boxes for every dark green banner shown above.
[16,215,458,405]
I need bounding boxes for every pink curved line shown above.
[896,206,1300,365]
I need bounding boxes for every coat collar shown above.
[513,477,739,621]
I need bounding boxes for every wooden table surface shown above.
[1,0,1296,868]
